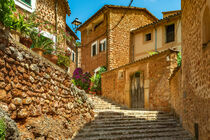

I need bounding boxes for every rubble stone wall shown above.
[181,0,210,139]
[108,9,157,70]
[102,50,177,112]
[0,28,93,139]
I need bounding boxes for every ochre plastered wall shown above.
[132,17,181,61]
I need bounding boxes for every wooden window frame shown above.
[91,41,98,57]
[165,24,175,43]
[145,33,152,41]
[99,38,106,52]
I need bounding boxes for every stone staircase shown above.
[73,94,193,140]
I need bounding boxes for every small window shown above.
[166,24,175,43]
[145,33,151,41]
[72,52,75,62]
[99,39,106,52]
[91,41,97,56]
[21,0,31,6]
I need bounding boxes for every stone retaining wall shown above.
[0,28,93,139]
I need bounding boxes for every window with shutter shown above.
[21,0,31,6]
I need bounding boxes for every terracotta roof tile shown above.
[131,12,181,33]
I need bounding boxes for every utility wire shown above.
[110,0,134,31]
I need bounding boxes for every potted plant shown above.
[57,53,70,69]
[30,29,55,57]
[90,66,107,96]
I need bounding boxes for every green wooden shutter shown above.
[21,0,31,6]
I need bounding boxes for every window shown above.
[166,24,175,43]
[99,39,106,52]
[14,0,36,13]
[72,52,75,62]
[145,33,152,41]
[21,0,31,6]
[91,41,98,56]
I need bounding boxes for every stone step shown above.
[76,127,188,137]
[74,130,191,140]
[93,116,174,121]
[94,110,165,114]
[87,120,179,128]
[80,124,181,133]
[89,118,177,125]
[94,113,173,118]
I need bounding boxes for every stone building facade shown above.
[14,0,71,49]
[130,12,181,61]
[101,49,178,111]
[66,25,79,76]
[78,5,158,74]
[173,0,210,139]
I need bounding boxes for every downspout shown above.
[55,0,58,45]
[76,42,78,68]
[155,27,157,52]
[105,12,109,70]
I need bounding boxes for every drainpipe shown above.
[105,13,109,70]
[55,0,58,45]
[155,28,157,52]
[76,43,78,68]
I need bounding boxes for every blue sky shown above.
[66,0,181,39]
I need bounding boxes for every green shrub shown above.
[90,66,107,92]
[0,118,6,140]
[177,52,182,66]
[148,51,159,56]
[57,54,70,67]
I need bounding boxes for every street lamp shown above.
[71,18,82,68]
[71,18,82,33]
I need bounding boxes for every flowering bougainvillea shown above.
[72,68,91,91]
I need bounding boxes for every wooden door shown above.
[130,72,144,109]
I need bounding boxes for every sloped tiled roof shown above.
[102,48,178,74]
[63,0,71,16]
[131,11,181,33]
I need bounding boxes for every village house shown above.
[130,11,181,61]
[14,0,71,49]
[66,25,79,75]
[78,5,158,74]
[101,10,181,111]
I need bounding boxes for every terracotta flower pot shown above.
[20,37,32,48]
[32,48,44,56]
[43,54,58,64]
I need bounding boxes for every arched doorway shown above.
[130,72,144,109]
